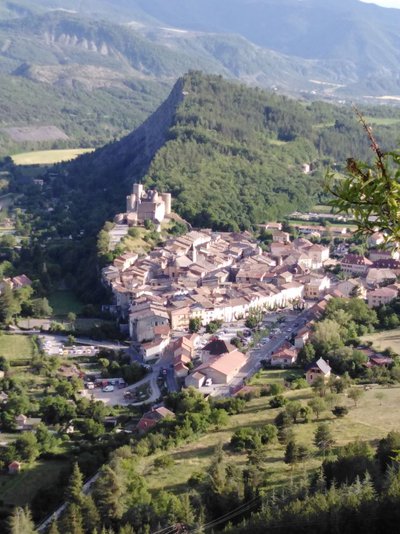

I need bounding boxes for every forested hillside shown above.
[145,74,400,228]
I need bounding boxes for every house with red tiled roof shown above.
[270,347,298,367]
[201,338,237,362]
[186,349,247,386]
[341,254,373,276]
[137,406,175,434]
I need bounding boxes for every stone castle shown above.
[115,183,172,228]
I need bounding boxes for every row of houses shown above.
[102,230,333,356]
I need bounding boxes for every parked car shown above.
[86,382,95,390]
[102,385,114,392]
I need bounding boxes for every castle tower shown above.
[162,192,172,215]
[126,193,136,213]
[133,183,143,200]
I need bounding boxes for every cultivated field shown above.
[362,328,400,354]
[12,148,94,165]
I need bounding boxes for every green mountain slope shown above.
[67,72,400,231]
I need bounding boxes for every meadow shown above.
[137,384,400,495]
[11,148,94,166]
[362,328,400,354]
[0,334,33,360]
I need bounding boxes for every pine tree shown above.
[9,507,37,534]
[66,462,84,506]
[48,519,60,534]
[92,464,126,526]
[61,503,84,534]
[82,495,101,533]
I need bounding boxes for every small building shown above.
[8,461,21,475]
[137,406,175,434]
[294,328,311,349]
[15,414,42,431]
[270,347,298,367]
[303,276,331,300]
[367,287,398,309]
[306,358,331,385]
[185,371,206,388]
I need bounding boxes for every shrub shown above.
[332,406,349,418]
[269,395,287,408]
[269,383,284,396]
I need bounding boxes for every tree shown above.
[285,401,303,423]
[189,317,201,333]
[81,495,101,533]
[206,320,222,334]
[60,503,84,534]
[297,343,316,367]
[348,388,364,407]
[67,312,77,324]
[209,408,229,428]
[314,423,335,454]
[9,506,37,534]
[284,440,308,467]
[332,405,348,418]
[93,463,127,526]
[313,319,343,355]
[14,432,39,463]
[0,284,20,324]
[31,298,53,318]
[311,376,328,397]
[328,110,400,247]
[308,397,326,420]
[66,463,84,506]
[48,519,60,534]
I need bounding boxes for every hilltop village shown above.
[101,185,400,389]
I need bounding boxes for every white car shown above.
[102,385,114,392]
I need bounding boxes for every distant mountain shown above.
[13,0,400,98]
[3,1,400,155]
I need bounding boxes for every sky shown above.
[361,0,400,7]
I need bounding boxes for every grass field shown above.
[0,459,68,509]
[11,148,94,166]
[137,385,400,495]
[49,290,83,316]
[249,368,303,387]
[362,328,400,354]
[311,204,333,213]
[364,116,400,126]
[0,334,33,360]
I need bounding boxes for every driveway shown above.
[81,373,161,406]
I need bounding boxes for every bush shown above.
[291,378,308,390]
[269,395,287,408]
[332,406,349,418]
[154,455,174,469]
[270,383,284,396]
